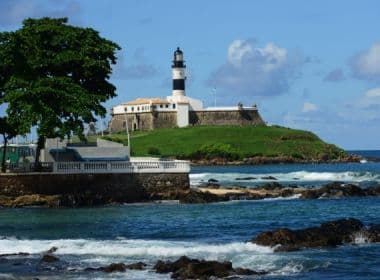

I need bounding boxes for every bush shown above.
[189,143,240,160]
[291,153,305,159]
[147,147,161,155]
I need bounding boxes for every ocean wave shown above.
[0,238,336,277]
[0,238,273,257]
[190,171,380,186]
[262,194,302,201]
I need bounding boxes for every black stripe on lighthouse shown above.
[173,79,185,90]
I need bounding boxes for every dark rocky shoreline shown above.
[1,181,379,207]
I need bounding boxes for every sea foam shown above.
[190,171,380,186]
[0,238,273,257]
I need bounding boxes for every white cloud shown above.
[207,39,304,97]
[365,87,380,98]
[351,42,380,81]
[227,40,253,67]
[302,102,318,113]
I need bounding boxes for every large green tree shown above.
[0,17,120,169]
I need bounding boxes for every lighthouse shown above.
[172,47,186,97]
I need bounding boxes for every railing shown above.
[3,160,190,174]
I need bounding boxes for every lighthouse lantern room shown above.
[172,47,186,97]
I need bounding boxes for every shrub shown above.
[147,147,161,155]
[189,143,240,160]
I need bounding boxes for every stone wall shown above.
[109,113,154,132]
[152,112,177,129]
[190,110,265,126]
[0,172,189,204]
[109,112,177,132]
[109,109,265,132]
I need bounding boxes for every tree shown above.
[0,17,120,169]
[0,116,29,172]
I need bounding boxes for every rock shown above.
[206,180,220,187]
[207,183,220,188]
[46,247,58,254]
[301,182,369,199]
[233,267,267,275]
[125,262,147,270]
[41,254,59,263]
[0,194,61,208]
[367,224,380,242]
[280,189,296,197]
[100,263,127,273]
[207,178,219,183]
[252,218,365,251]
[179,190,227,204]
[0,252,30,257]
[261,176,278,180]
[154,256,266,279]
[365,185,380,196]
[258,182,284,190]
[235,177,257,180]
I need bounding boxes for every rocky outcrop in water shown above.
[178,189,228,203]
[41,254,59,263]
[84,262,147,273]
[252,218,380,252]
[154,256,266,279]
[300,182,371,199]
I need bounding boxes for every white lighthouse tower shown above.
[172,47,186,97]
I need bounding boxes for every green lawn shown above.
[102,125,347,160]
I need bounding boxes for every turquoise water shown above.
[0,159,380,279]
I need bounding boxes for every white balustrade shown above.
[5,160,190,174]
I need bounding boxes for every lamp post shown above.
[125,111,131,155]
[212,87,217,107]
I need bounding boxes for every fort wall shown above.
[0,172,189,205]
[189,110,265,126]
[109,112,177,132]
[109,109,265,132]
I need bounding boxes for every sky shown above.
[1,0,380,149]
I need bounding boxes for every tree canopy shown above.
[0,17,120,167]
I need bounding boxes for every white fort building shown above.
[109,47,265,131]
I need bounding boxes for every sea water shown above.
[0,153,379,279]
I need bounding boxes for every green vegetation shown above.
[0,17,120,170]
[103,125,347,160]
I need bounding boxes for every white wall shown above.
[176,103,189,127]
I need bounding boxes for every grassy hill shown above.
[102,125,347,161]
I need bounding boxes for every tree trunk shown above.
[34,135,45,171]
[1,135,7,173]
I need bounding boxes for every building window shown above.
[160,104,163,108]
[124,107,127,112]
[137,106,140,111]
[131,107,134,111]
[153,105,157,109]
[165,104,169,108]
[173,104,176,109]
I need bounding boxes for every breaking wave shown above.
[190,171,380,186]
[0,238,272,258]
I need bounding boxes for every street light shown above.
[124,110,131,155]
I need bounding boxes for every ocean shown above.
[0,151,379,279]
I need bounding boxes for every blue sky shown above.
[1,0,380,149]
